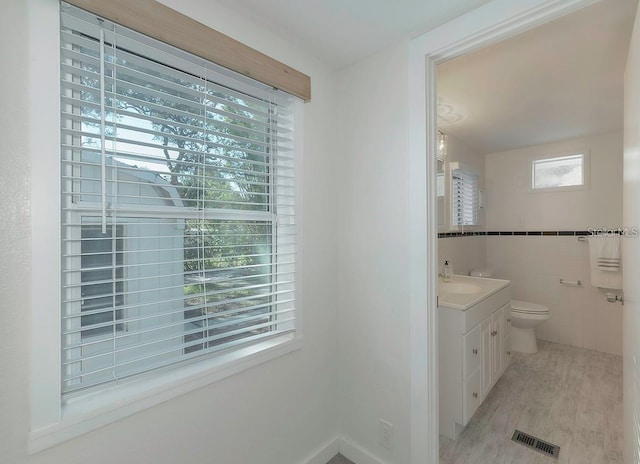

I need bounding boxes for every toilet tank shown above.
[469,268,493,278]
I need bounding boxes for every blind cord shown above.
[110,22,119,382]
[200,67,209,352]
[99,26,107,234]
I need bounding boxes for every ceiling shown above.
[437,0,638,155]
[215,0,493,68]
[215,0,637,154]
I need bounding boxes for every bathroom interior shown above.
[435,0,634,461]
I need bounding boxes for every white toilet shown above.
[509,299,550,353]
[470,269,550,354]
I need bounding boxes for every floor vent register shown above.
[511,429,560,459]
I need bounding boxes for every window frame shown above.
[29,0,304,453]
[529,151,590,193]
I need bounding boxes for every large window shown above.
[60,4,297,394]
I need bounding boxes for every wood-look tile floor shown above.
[439,340,623,464]
[326,454,355,464]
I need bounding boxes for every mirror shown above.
[436,130,481,231]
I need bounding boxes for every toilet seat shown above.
[510,299,549,315]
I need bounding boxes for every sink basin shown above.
[438,274,511,310]
[439,282,482,294]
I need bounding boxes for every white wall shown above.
[0,1,31,461]
[623,3,640,462]
[2,1,340,463]
[485,133,623,231]
[485,133,624,355]
[337,42,411,464]
[438,236,487,277]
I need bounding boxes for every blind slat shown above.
[62,328,295,390]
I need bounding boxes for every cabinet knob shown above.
[507,318,511,323]
[507,351,511,355]
[491,330,498,336]
[473,392,478,399]
[472,348,478,355]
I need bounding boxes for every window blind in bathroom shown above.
[451,168,478,226]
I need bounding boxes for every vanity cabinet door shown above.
[491,308,503,382]
[502,303,512,371]
[480,317,492,398]
[462,325,481,426]
[463,369,482,424]
[463,324,481,379]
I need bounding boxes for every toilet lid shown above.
[511,299,549,315]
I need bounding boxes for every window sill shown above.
[529,184,588,193]
[28,333,302,454]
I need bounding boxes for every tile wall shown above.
[438,235,487,277]
[486,234,623,355]
[482,133,624,355]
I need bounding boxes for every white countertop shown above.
[438,274,510,310]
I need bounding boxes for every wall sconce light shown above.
[438,130,447,158]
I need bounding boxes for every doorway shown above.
[407,1,625,463]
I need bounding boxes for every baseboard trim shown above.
[303,437,340,464]
[303,435,390,464]
[338,436,388,464]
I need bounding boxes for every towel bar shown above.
[560,279,582,287]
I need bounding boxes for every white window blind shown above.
[60,3,297,394]
[451,167,478,226]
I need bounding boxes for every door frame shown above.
[407,1,601,462]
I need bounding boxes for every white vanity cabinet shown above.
[438,278,511,440]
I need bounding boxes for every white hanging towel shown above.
[588,235,622,289]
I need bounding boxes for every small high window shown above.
[531,154,586,190]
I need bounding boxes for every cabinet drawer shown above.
[463,369,482,425]
[463,324,481,379]
[461,286,511,333]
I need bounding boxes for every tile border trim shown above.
[438,229,623,238]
